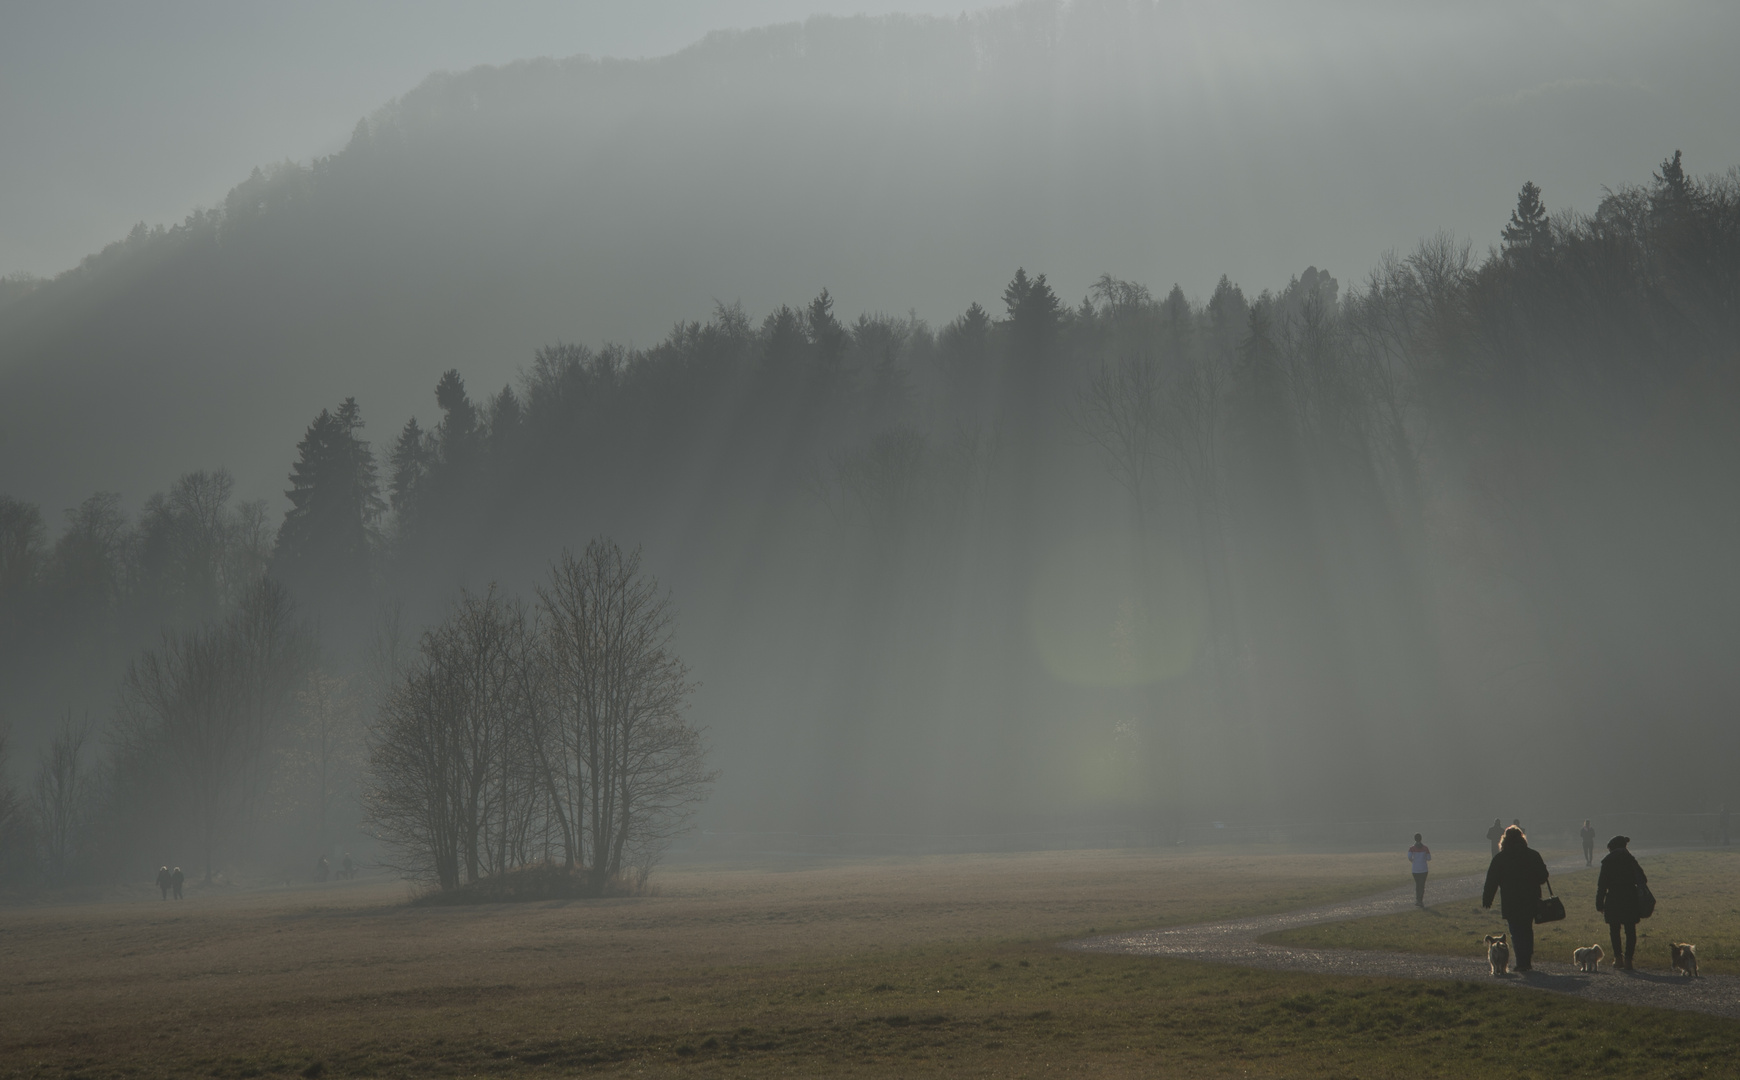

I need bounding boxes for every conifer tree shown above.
[1501,181,1552,252]
[388,417,432,518]
[433,370,479,471]
[1002,267,1062,345]
[1651,149,1697,222]
[273,397,383,604]
[487,385,524,454]
[1206,275,1248,359]
[806,289,848,366]
[1001,267,1064,413]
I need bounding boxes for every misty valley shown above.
[3,3,1740,1077]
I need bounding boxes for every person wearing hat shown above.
[1482,825,1550,972]
[1595,835,1647,969]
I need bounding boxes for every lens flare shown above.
[1027,529,1202,687]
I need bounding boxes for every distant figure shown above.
[1596,835,1647,970]
[1722,804,1731,847]
[316,855,330,883]
[1483,825,1549,972]
[1580,820,1596,866]
[1512,818,1523,832]
[171,866,184,900]
[341,852,354,880]
[1408,833,1432,907]
[1486,818,1504,857]
[156,866,172,900]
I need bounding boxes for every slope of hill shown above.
[3,1,1736,513]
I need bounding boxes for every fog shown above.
[2,0,1738,888]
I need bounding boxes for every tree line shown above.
[3,151,1738,881]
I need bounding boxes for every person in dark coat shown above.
[1595,835,1646,970]
[1486,818,1504,856]
[170,866,184,900]
[156,865,172,900]
[1482,825,1549,971]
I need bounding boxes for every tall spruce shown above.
[388,417,433,519]
[274,397,383,605]
[1501,181,1552,252]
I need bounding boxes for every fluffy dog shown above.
[1670,943,1699,977]
[1484,933,1510,975]
[1573,944,1604,972]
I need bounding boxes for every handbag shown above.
[1636,880,1656,919]
[1535,880,1566,924]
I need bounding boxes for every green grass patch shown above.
[1265,849,1740,975]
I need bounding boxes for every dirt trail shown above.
[1070,855,1740,1018]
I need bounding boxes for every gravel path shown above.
[1069,856,1740,1018]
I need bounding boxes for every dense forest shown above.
[3,148,1737,888]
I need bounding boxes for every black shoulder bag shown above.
[1636,879,1656,919]
[1535,879,1566,924]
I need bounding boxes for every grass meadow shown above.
[1266,848,1740,977]
[4,847,1739,1078]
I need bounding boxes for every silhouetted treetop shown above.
[1501,181,1552,254]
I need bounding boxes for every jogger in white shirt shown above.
[1408,833,1431,907]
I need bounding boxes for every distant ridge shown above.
[1,1,1730,510]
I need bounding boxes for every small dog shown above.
[1485,933,1510,975]
[1670,943,1699,977]
[1573,944,1604,972]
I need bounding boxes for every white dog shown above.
[1484,934,1510,975]
[1573,944,1604,972]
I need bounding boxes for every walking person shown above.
[170,866,184,900]
[1482,825,1550,972]
[1486,818,1504,857]
[1580,820,1596,867]
[1596,835,1647,970]
[156,865,171,900]
[1408,833,1432,907]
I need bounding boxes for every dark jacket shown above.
[1482,843,1549,920]
[1595,849,1647,925]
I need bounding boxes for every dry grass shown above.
[1265,848,1740,977]
[4,847,1738,1078]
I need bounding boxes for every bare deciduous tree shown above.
[368,543,710,896]
[274,670,368,870]
[0,726,28,882]
[1075,349,1165,543]
[366,589,541,889]
[113,578,312,881]
[540,539,712,894]
[33,711,94,884]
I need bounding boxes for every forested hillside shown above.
[4,150,1738,891]
[4,2,1730,514]
[2,0,1739,887]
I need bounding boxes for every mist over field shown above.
[2,0,1740,893]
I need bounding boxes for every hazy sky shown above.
[0,0,974,278]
